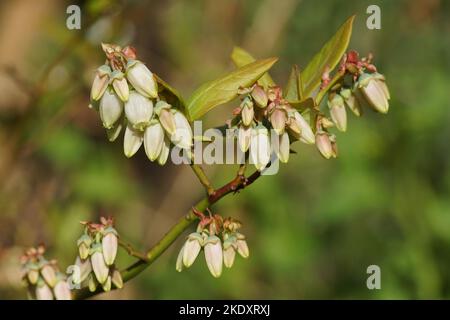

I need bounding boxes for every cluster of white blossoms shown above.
[177,212,249,278]
[233,84,315,171]
[315,50,391,159]
[73,217,122,293]
[20,245,71,300]
[89,43,192,164]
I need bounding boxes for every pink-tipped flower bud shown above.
[315,132,333,159]
[251,85,268,108]
[102,227,118,266]
[90,65,110,101]
[356,73,390,114]
[236,233,249,258]
[328,94,347,132]
[270,107,287,135]
[111,71,130,102]
[241,97,254,126]
[155,101,176,135]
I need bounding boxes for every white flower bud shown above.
[223,241,236,268]
[74,256,92,284]
[77,234,92,260]
[36,280,53,300]
[341,88,361,117]
[157,135,171,166]
[144,121,164,161]
[176,244,185,272]
[88,274,98,292]
[315,132,333,159]
[204,236,223,278]
[357,73,389,114]
[171,111,193,149]
[250,125,271,171]
[123,124,144,158]
[155,101,176,135]
[27,264,39,285]
[328,94,347,132]
[125,91,153,131]
[53,280,72,300]
[91,247,109,284]
[241,98,254,126]
[238,125,252,153]
[100,89,124,129]
[236,234,249,258]
[277,132,290,163]
[294,111,315,144]
[111,71,130,102]
[126,60,158,98]
[102,229,118,266]
[90,65,110,101]
[102,276,112,292]
[106,118,124,142]
[111,269,123,289]
[270,108,287,135]
[251,85,268,108]
[41,264,57,288]
[182,233,202,268]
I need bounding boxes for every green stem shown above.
[74,167,262,300]
[190,164,215,195]
[314,70,345,105]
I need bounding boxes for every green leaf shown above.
[187,57,278,120]
[230,46,276,88]
[301,15,355,98]
[284,65,303,101]
[155,74,186,114]
[289,97,316,113]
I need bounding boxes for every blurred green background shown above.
[0,0,449,299]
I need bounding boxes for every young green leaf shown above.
[155,74,186,114]
[301,15,355,98]
[230,47,276,89]
[284,65,303,101]
[187,57,278,120]
[289,97,316,113]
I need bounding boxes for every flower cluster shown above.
[73,217,122,293]
[316,50,390,159]
[89,43,192,164]
[232,84,315,171]
[20,245,71,300]
[176,209,249,278]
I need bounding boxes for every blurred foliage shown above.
[0,0,449,299]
